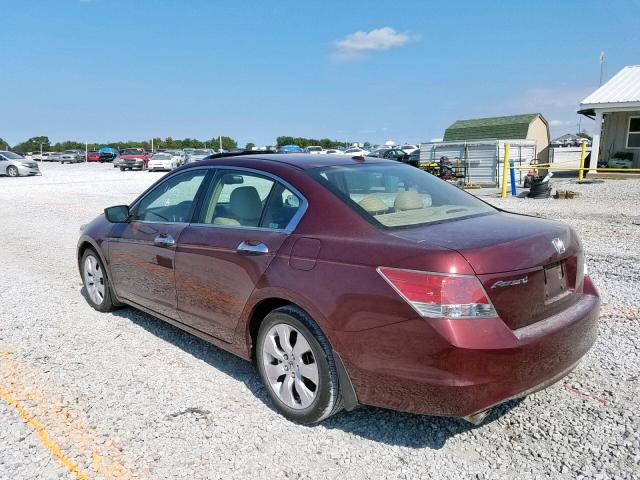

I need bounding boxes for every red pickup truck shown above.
[119,148,150,171]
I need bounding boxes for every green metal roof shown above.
[443,113,542,141]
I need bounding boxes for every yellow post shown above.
[578,140,587,181]
[501,143,510,198]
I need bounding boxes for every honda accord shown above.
[77,154,600,424]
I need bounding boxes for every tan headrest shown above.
[358,196,387,214]
[394,191,424,211]
[213,217,241,226]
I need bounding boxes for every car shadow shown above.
[85,292,521,449]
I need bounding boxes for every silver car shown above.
[59,150,84,163]
[0,151,41,177]
[186,149,214,163]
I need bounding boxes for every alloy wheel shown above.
[262,324,320,409]
[84,255,105,305]
[7,166,18,177]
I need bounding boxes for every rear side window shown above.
[197,170,302,230]
[310,163,496,228]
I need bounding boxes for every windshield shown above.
[310,163,496,228]
[192,150,210,155]
[307,147,322,151]
[121,149,144,155]
[1,151,23,159]
[152,154,171,159]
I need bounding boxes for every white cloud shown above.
[548,119,574,127]
[332,27,412,59]
[508,87,592,110]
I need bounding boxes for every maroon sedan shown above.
[77,154,599,425]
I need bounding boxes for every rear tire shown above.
[7,166,19,177]
[256,305,343,424]
[81,249,117,312]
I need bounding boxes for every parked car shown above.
[48,152,63,162]
[38,152,56,161]
[0,151,41,177]
[407,149,420,167]
[113,155,125,168]
[87,151,100,162]
[60,150,84,164]
[343,147,369,156]
[78,153,599,425]
[99,147,119,163]
[165,149,186,166]
[324,149,344,155]
[119,148,150,171]
[147,153,178,172]
[370,148,409,163]
[400,144,419,155]
[186,149,214,163]
[304,146,324,155]
[277,145,304,154]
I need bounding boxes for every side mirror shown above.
[104,205,130,223]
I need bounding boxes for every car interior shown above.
[201,173,301,229]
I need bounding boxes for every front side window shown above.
[310,163,496,228]
[133,169,207,222]
[197,170,302,229]
[628,117,640,148]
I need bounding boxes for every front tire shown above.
[81,249,116,312]
[6,165,19,177]
[256,306,343,424]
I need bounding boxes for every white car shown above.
[165,149,186,166]
[343,147,369,156]
[147,153,178,172]
[305,146,324,155]
[324,149,344,154]
[400,145,419,155]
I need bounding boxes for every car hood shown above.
[390,211,578,274]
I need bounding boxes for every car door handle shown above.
[154,234,176,247]
[237,241,269,255]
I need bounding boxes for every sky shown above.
[1,0,639,147]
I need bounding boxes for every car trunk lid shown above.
[391,212,584,329]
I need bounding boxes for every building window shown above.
[628,116,640,149]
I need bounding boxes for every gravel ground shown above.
[0,162,638,479]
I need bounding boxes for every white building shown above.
[579,65,640,173]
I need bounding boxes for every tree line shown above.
[1,134,373,153]
[4,136,240,152]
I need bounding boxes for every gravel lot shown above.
[0,162,638,479]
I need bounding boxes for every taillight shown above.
[377,267,497,319]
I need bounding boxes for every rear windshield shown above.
[121,149,144,155]
[310,163,496,228]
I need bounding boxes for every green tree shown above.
[13,136,51,152]
[245,142,256,150]
[207,136,238,151]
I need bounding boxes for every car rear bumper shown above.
[148,163,171,171]
[332,277,600,417]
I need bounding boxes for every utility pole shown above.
[219,136,223,152]
[599,51,605,86]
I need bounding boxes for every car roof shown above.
[195,153,395,171]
